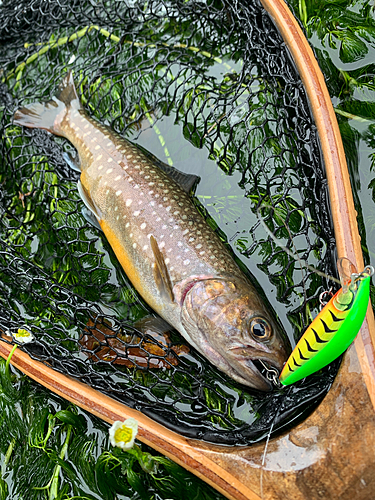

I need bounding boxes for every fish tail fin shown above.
[13,71,82,136]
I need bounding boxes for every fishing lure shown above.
[279,259,374,386]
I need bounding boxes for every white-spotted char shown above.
[13,72,289,390]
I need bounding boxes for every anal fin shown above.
[150,235,175,302]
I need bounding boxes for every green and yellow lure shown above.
[279,260,374,386]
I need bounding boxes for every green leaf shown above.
[127,467,150,500]
[339,31,368,63]
[0,477,8,500]
[54,410,86,430]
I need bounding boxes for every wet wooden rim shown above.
[1,1,374,499]
[259,0,375,408]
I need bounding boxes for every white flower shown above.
[109,418,138,450]
[12,327,35,344]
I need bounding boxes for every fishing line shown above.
[259,386,292,500]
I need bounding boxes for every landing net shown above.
[0,0,339,444]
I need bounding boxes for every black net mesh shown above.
[0,0,339,445]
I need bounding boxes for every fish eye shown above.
[249,317,272,341]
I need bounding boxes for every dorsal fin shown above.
[134,144,200,194]
[150,235,175,302]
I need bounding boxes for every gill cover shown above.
[280,261,374,386]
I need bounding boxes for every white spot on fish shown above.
[177,242,182,247]
[116,215,119,220]
[143,245,148,250]
[163,189,169,194]
[106,168,113,174]
[160,242,165,249]
[165,258,170,264]
[126,223,130,228]
[166,206,171,212]
[168,248,172,253]
[210,255,215,260]
[199,251,205,255]
[134,211,140,216]
[130,233,133,237]
[138,200,143,205]
[98,165,103,170]
[115,175,121,181]
[114,206,118,212]
[182,229,189,235]
[140,223,146,230]
[95,145,100,150]
[106,142,112,147]
[133,243,137,249]
[145,176,150,179]
[173,211,179,216]
[108,158,113,163]
[127,154,133,159]
[182,215,187,220]
[106,189,110,195]
[149,182,155,186]
[126,199,132,206]
[196,244,202,249]
[163,197,168,202]
[183,259,190,265]
[156,217,161,221]
[162,225,167,230]
[189,238,194,242]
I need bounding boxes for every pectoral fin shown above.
[77,180,100,218]
[81,207,103,231]
[63,151,81,172]
[150,235,175,302]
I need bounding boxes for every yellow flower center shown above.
[114,426,133,443]
[17,328,31,337]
